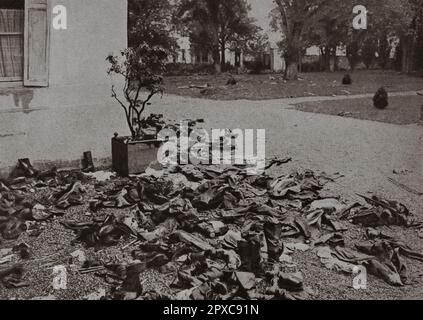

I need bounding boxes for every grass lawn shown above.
[294,95,423,125]
[163,70,423,101]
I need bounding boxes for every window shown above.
[0,0,49,86]
[0,0,24,81]
[181,49,186,62]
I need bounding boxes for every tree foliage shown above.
[128,0,178,53]
[175,0,260,72]
[270,0,421,75]
[271,0,334,79]
[107,45,168,140]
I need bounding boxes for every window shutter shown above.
[24,0,49,87]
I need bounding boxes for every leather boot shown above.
[82,151,95,173]
[264,220,283,262]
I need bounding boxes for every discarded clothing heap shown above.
[0,157,421,300]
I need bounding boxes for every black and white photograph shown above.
[0,0,422,304]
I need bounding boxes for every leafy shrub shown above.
[107,44,168,140]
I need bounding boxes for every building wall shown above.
[0,0,128,175]
[48,0,127,87]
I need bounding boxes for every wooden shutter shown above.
[24,0,49,87]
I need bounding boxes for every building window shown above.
[0,0,24,82]
[0,0,49,86]
[181,49,186,62]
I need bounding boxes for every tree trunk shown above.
[212,47,221,74]
[347,41,359,71]
[378,33,389,69]
[401,36,413,73]
[332,47,338,72]
[221,43,226,72]
[298,50,304,73]
[284,61,299,80]
[284,42,300,79]
[321,47,331,72]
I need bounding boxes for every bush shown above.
[373,87,389,109]
[342,74,352,85]
[107,45,167,141]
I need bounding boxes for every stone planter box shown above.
[112,136,161,176]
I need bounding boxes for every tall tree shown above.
[357,0,415,72]
[271,0,331,79]
[176,0,259,73]
[361,37,378,68]
[403,0,423,72]
[413,3,423,70]
[377,33,392,69]
[271,0,419,75]
[128,0,178,53]
[311,0,352,71]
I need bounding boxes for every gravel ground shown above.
[1,92,422,300]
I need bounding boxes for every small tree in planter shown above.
[107,44,168,175]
